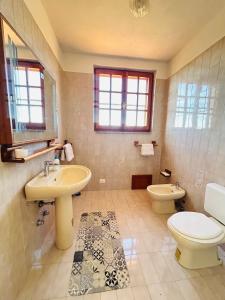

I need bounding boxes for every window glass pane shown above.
[15,87,27,100]
[111,110,121,126]
[137,111,147,127]
[138,94,148,109]
[17,99,28,105]
[99,74,110,91]
[139,78,148,93]
[99,92,110,108]
[30,106,43,123]
[111,75,122,92]
[127,76,138,92]
[30,99,42,106]
[15,68,26,85]
[29,87,42,100]
[28,68,41,86]
[17,105,29,123]
[126,110,137,126]
[99,109,110,126]
[127,93,137,109]
[111,93,122,109]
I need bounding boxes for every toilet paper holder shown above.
[134,140,158,147]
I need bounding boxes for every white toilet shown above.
[167,183,225,269]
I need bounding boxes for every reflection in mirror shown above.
[2,19,57,143]
[174,82,214,129]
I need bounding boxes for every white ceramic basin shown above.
[25,165,91,201]
[147,184,185,214]
[25,165,91,250]
[147,184,185,201]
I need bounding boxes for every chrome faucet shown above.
[173,181,180,189]
[43,160,54,176]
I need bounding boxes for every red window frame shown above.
[10,59,46,130]
[94,67,154,132]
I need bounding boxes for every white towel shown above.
[141,143,154,156]
[63,143,74,161]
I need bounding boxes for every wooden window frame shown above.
[9,59,46,130]
[94,67,154,132]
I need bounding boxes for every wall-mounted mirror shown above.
[0,15,58,145]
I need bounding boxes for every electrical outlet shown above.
[99,178,106,184]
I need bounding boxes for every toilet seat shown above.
[168,211,223,240]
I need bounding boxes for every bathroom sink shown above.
[147,184,185,201]
[25,165,91,201]
[25,165,91,250]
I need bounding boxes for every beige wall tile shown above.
[160,37,225,211]
[0,1,63,299]
[61,72,168,190]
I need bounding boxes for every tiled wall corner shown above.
[160,37,225,211]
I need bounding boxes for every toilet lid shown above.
[168,212,223,240]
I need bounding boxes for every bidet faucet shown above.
[43,160,54,177]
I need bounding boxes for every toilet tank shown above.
[204,183,225,225]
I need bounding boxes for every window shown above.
[94,67,154,132]
[11,60,46,130]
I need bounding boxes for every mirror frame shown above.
[0,14,58,146]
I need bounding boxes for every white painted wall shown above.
[25,0,225,78]
[61,52,169,79]
[24,0,62,62]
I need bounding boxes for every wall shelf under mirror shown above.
[1,140,62,163]
[0,14,58,161]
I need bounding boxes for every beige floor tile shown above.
[188,276,217,300]
[32,263,59,300]
[101,290,117,300]
[121,235,147,255]
[116,287,134,300]
[139,253,160,285]
[16,266,43,300]
[161,251,200,280]
[148,282,185,300]
[16,190,225,300]
[150,252,176,282]
[176,279,201,300]
[197,264,225,277]
[132,286,151,300]
[125,254,146,287]
[48,262,72,299]
[42,246,64,265]
[83,293,101,300]
[141,231,172,253]
[201,274,225,300]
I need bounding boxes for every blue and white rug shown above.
[68,211,130,296]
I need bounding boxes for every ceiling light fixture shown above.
[130,0,150,18]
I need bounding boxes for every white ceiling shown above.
[42,0,225,61]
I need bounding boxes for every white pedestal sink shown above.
[25,165,91,250]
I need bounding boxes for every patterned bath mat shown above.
[68,211,130,296]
